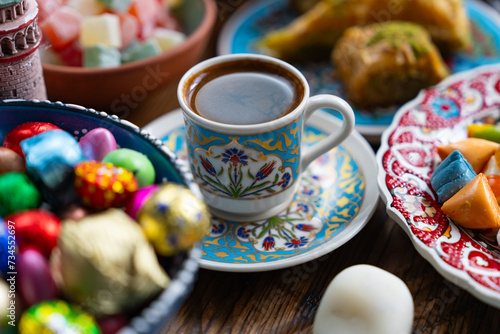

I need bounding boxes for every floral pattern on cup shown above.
[193,139,294,199]
[184,116,302,203]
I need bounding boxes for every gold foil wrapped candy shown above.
[137,183,211,256]
[50,209,170,316]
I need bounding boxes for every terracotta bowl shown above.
[41,0,217,112]
[0,99,203,334]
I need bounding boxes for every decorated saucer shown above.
[217,0,500,141]
[144,109,378,272]
[377,63,500,309]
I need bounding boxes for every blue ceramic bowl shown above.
[0,99,201,334]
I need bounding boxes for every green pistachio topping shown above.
[367,21,432,57]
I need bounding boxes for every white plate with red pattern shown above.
[377,63,500,309]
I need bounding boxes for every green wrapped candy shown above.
[19,300,100,334]
[103,148,155,187]
[0,172,40,217]
[137,183,211,256]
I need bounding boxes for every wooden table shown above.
[122,1,500,332]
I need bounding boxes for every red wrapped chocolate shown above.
[6,209,61,257]
[74,161,139,210]
[2,122,61,156]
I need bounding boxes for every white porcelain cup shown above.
[178,54,355,222]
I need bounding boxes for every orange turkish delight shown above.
[437,138,499,174]
[441,173,500,230]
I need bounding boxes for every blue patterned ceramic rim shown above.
[0,99,200,334]
[217,0,500,137]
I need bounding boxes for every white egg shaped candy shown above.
[313,264,414,334]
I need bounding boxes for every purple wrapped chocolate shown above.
[125,184,159,219]
[17,248,58,307]
[79,128,117,161]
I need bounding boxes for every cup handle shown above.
[300,95,355,171]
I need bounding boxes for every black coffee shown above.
[184,59,303,125]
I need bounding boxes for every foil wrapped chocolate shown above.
[6,209,61,257]
[103,148,156,187]
[0,218,13,275]
[78,127,117,161]
[21,129,85,190]
[51,208,170,316]
[74,161,138,210]
[0,172,40,217]
[21,130,85,207]
[18,248,59,307]
[137,183,211,256]
[125,184,159,219]
[2,122,61,157]
[97,314,128,334]
[0,147,26,175]
[19,300,100,334]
